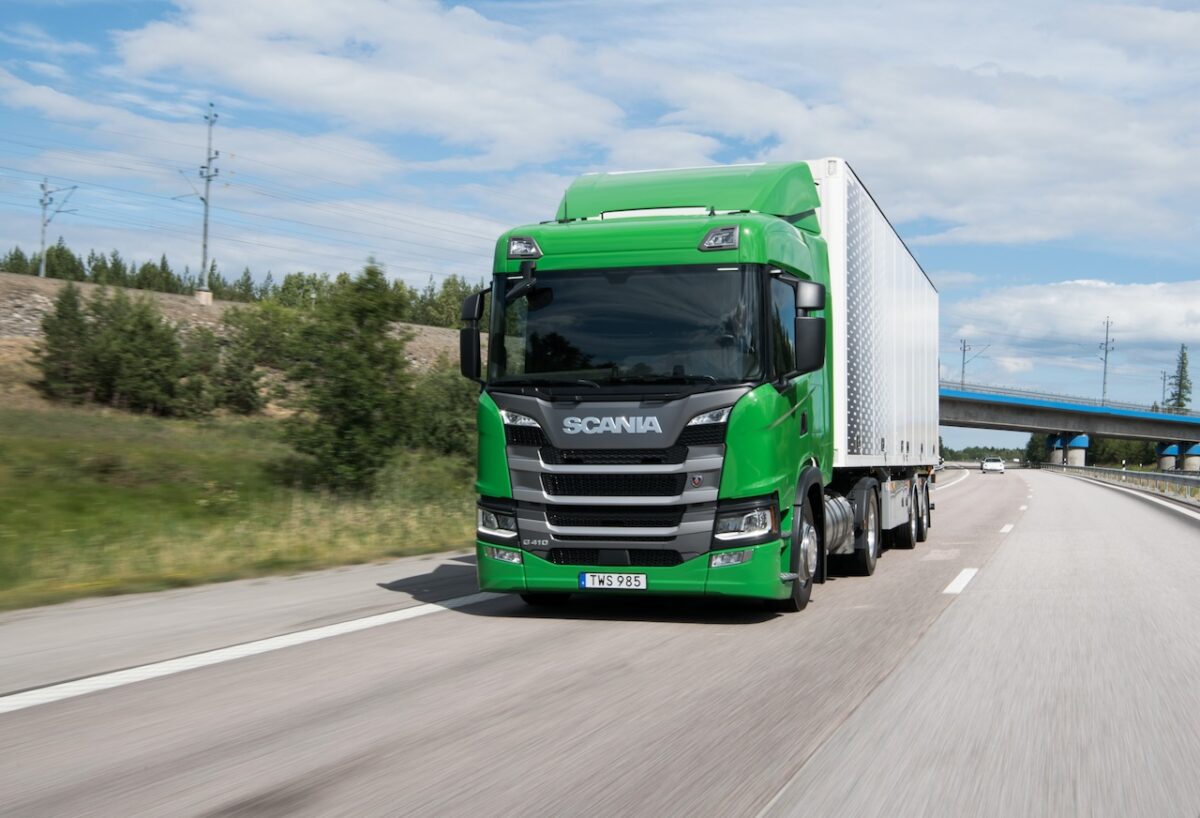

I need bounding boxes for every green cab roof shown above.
[555,162,821,221]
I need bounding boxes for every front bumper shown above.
[476,539,789,600]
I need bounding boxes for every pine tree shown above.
[1,246,32,276]
[285,264,411,491]
[1167,344,1191,412]
[37,282,92,402]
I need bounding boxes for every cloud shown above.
[25,61,67,80]
[0,23,95,56]
[947,279,1200,349]
[110,0,625,169]
[931,270,982,289]
[995,356,1034,374]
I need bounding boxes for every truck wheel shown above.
[916,482,930,542]
[893,484,918,550]
[852,484,881,576]
[520,593,571,607]
[768,496,816,613]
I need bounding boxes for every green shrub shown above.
[285,264,412,492]
[409,357,478,459]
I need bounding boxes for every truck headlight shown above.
[478,507,518,540]
[499,410,541,427]
[485,546,523,564]
[687,406,731,425]
[714,505,777,542]
[710,549,754,568]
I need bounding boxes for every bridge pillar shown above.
[1182,443,1200,472]
[1156,442,1179,471]
[1045,434,1065,466]
[1064,434,1089,467]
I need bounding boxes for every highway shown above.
[2,469,1199,817]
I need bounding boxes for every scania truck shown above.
[460,159,938,611]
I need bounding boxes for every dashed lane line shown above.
[943,568,979,595]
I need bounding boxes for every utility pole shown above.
[959,339,988,388]
[1098,316,1115,405]
[196,102,219,304]
[38,177,77,278]
[1161,370,1168,406]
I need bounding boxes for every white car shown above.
[981,457,1005,474]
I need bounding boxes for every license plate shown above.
[578,572,647,590]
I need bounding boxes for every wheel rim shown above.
[866,498,877,557]
[800,514,818,578]
[910,489,918,540]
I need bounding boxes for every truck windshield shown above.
[489,264,762,388]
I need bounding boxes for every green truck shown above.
[460,159,939,611]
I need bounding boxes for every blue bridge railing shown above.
[940,380,1200,420]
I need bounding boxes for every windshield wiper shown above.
[493,377,601,389]
[609,374,719,385]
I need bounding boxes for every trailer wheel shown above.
[851,482,881,576]
[520,593,571,607]
[916,482,930,543]
[768,496,816,613]
[893,484,918,550]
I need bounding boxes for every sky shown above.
[0,0,1197,448]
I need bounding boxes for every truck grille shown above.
[547,548,683,567]
[677,423,727,446]
[541,446,687,466]
[506,426,548,447]
[546,506,685,528]
[542,474,686,497]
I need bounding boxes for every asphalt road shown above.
[2,468,1198,817]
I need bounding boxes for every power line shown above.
[38,177,77,277]
[1098,316,1115,405]
[958,339,989,387]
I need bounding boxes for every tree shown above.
[216,337,265,414]
[285,264,412,491]
[232,268,256,302]
[175,327,222,417]
[44,237,87,281]
[1167,344,1191,412]
[86,289,182,414]
[37,282,92,402]
[409,356,479,458]
[1,246,32,276]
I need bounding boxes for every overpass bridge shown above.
[939,380,1200,469]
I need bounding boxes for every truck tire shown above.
[916,482,930,542]
[851,481,881,576]
[768,495,816,613]
[520,593,571,607]
[893,484,919,550]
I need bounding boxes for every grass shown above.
[0,404,476,610]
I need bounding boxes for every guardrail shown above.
[941,380,1200,419]
[1046,464,1200,506]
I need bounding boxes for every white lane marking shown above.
[1056,474,1200,523]
[0,592,500,715]
[943,568,979,595]
[1019,505,1028,511]
[933,470,970,491]
[1000,523,1014,533]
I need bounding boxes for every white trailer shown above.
[806,158,940,554]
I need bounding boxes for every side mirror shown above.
[460,291,486,323]
[796,280,825,311]
[460,327,482,381]
[459,288,490,382]
[794,316,825,375]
